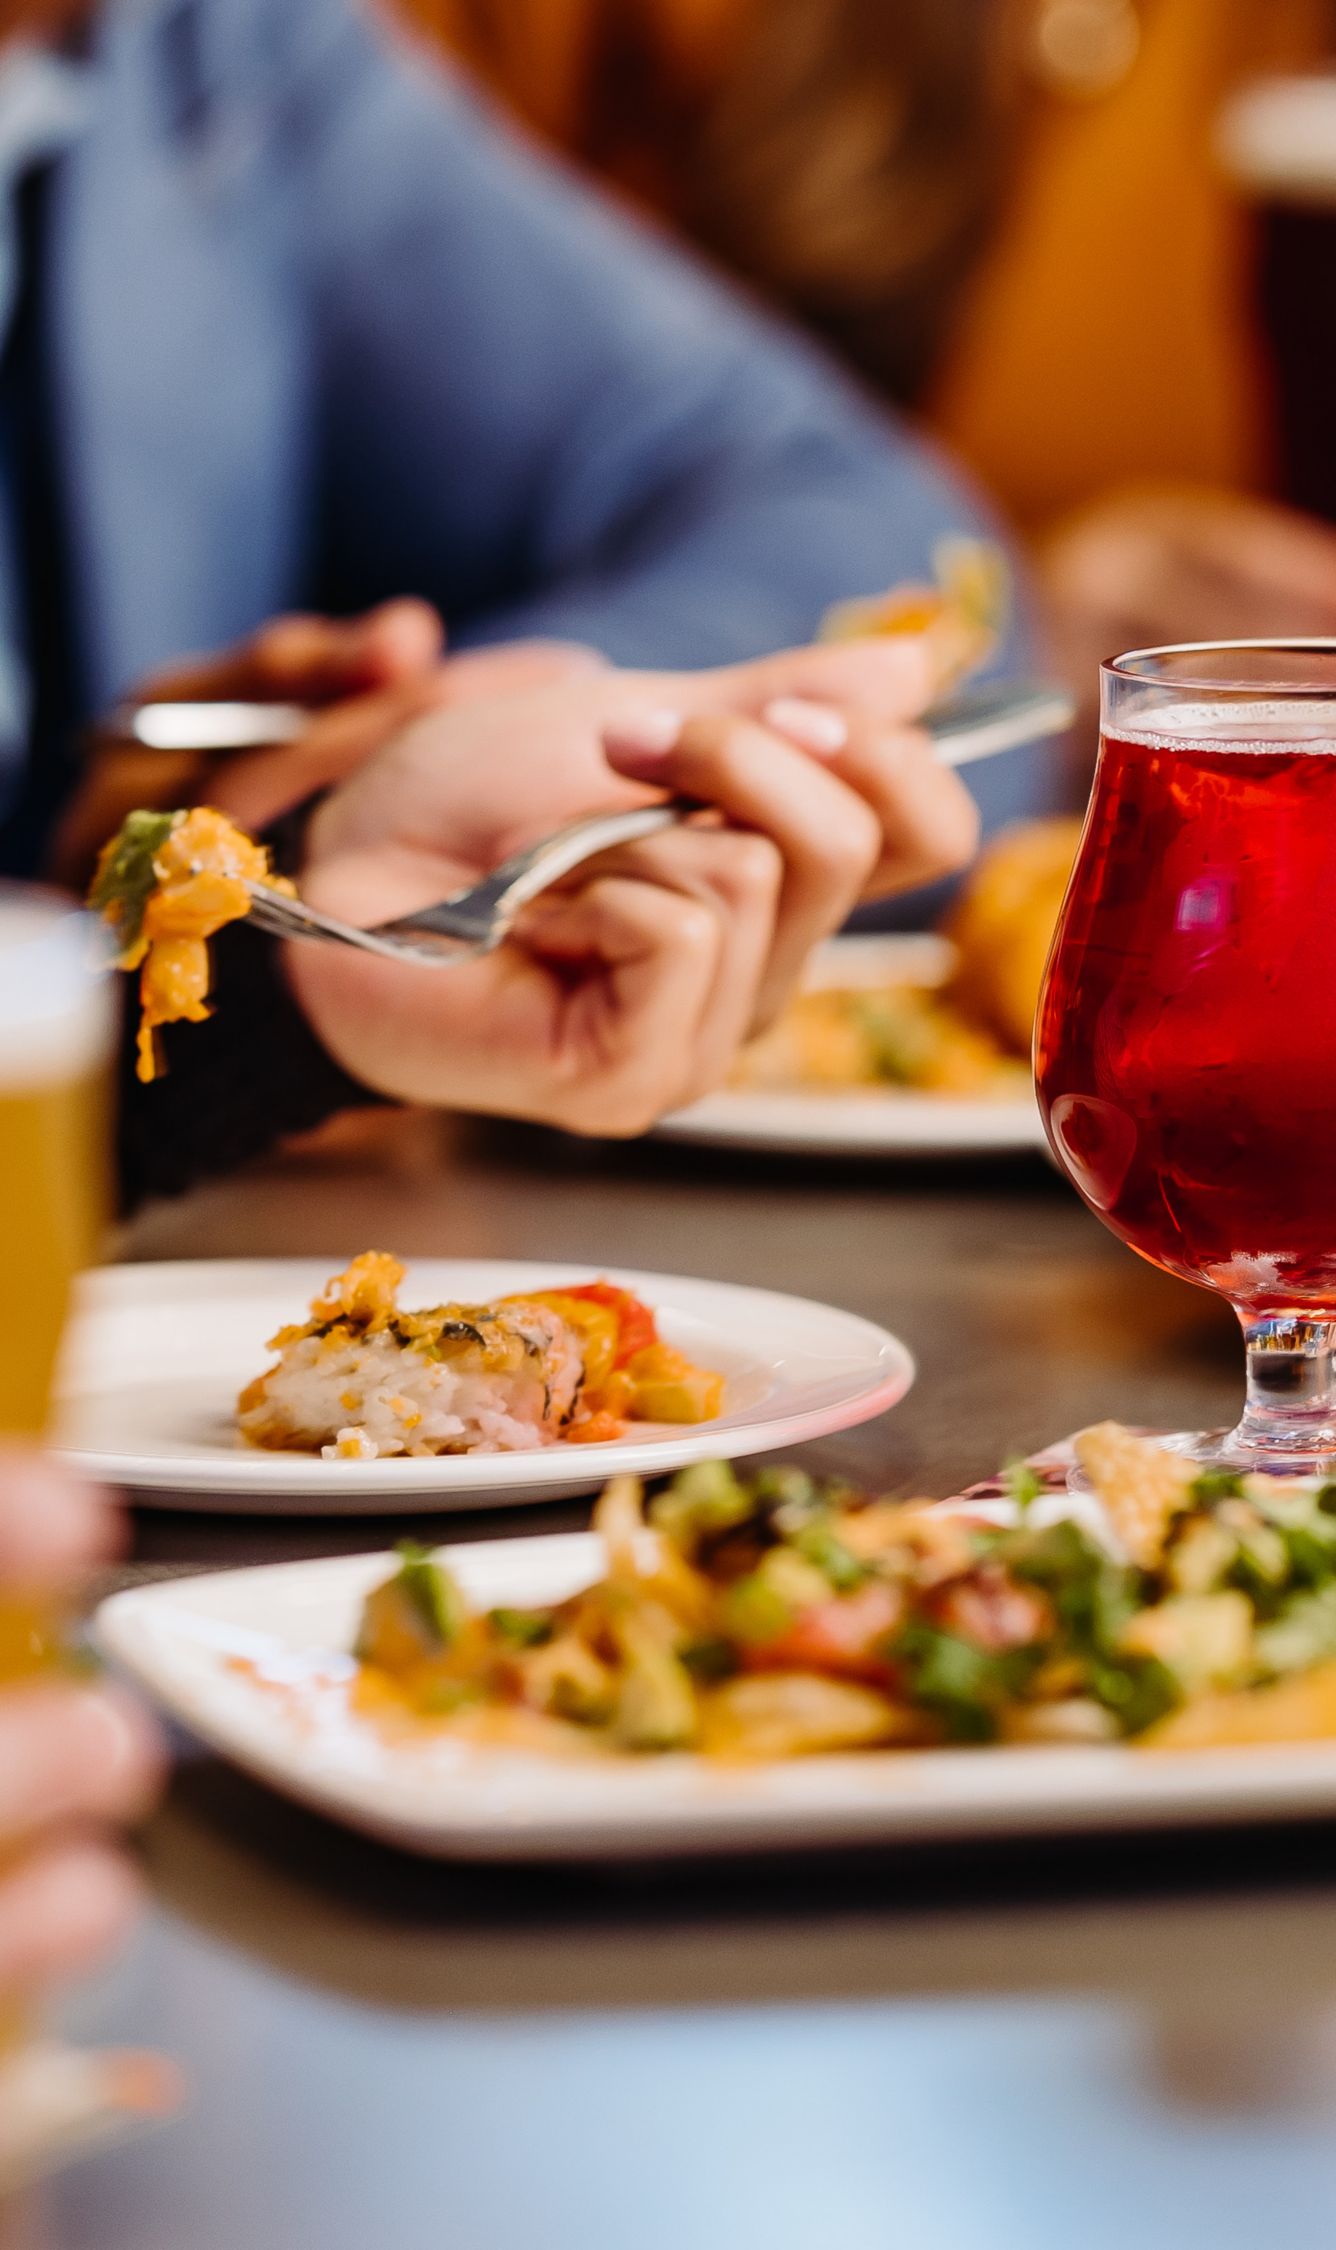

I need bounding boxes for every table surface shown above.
[31,1122,1336,2250]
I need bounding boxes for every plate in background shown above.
[658,935,1048,1159]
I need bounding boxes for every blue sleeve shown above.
[277,6,1023,646]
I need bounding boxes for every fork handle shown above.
[394,797,698,948]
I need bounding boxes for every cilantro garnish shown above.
[88,809,179,958]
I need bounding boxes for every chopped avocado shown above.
[751,1464,825,1529]
[355,1543,465,1668]
[1121,1591,1254,1694]
[719,1572,795,1648]
[610,1618,699,1751]
[488,1607,556,1650]
[650,1460,754,1552]
[789,1517,868,1593]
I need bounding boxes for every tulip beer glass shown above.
[1037,642,1336,1474]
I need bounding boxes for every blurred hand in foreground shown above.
[288,635,979,1134]
[1039,484,1336,733]
[51,599,605,884]
[0,1456,159,2006]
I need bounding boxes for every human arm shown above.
[280,0,1027,673]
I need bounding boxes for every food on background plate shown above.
[732,817,1082,1100]
[820,535,1010,690]
[89,806,291,1082]
[351,1425,1336,1757]
[238,1253,724,1459]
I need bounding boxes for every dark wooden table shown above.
[33,1124,1336,2250]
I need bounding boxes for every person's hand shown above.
[0,1456,160,2003]
[49,599,604,883]
[287,636,979,1134]
[1039,483,1336,730]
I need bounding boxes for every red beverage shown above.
[1036,726,1336,1314]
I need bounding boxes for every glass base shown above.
[1160,1426,1336,1480]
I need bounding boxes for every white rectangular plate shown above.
[97,1535,1336,1862]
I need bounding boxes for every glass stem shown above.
[1232,1312,1336,1470]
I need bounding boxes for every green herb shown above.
[88,808,178,957]
[1278,1523,1336,1590]
[1188,1470,1246,1505]
[1002,1457,1045,1516]
[394,1541,466,1650]
[892,1621,1044,1743]
[1084,1654,1180,1736]
[488,1607,555,1650]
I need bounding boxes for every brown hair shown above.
[405,0,1026,402]
[683,0,1026,403]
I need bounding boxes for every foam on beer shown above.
[0,896,114,1089]
[1110,701,1336,757]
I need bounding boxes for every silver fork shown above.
[243,798,694,965]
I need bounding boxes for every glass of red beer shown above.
[1036,640,1336,1475]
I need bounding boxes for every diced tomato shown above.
[931,1569,1052,1653]
[560,1409,627,1446]
[559,1283,659,1366]
[746,1581,906,1684]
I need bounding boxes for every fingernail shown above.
[601,709,683,770]
[763,697,849,755]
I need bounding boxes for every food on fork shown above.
[89,806,290,1082]
[820,535,1010,690]
[351,1428,1336,1757]
[731,817,1082,1100]
[238,1253,724,1458]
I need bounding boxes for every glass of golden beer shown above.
[0,889,172,2189]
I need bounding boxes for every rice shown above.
[238,1255,588,1459]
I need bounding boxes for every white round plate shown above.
[658,933,1048,1159]
[52,1259,914,1513]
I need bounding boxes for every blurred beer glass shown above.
[1220,75,1336,524]
[0,889,133,2188]
[0,891,110,1442]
